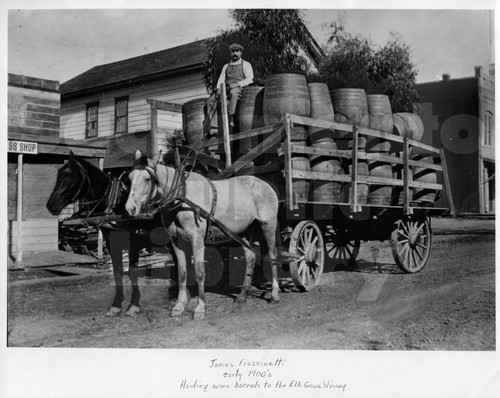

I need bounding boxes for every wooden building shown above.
[416,65,495,215]
[7,74,107,266]
[59,38,323,170]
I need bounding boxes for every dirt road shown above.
[7,229,495,350]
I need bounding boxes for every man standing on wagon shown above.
[213,43,254,130]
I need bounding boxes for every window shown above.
[115,97,129,134]
[86,102,99,138]
[484,111,493,146]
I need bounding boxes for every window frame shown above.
[484,111,493,146]
[114,96,129,134]
[85,102,99,138]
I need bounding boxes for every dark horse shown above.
[46,151,166,317]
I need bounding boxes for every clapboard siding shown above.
[60,109,86,140]
[61,71,208,140]
[8,218,59,255]
[157,110,182,130]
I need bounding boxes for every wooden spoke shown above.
[414,247,424,261]
[288,221,325,292]
[326,227,360,267]
[391,217,432,273]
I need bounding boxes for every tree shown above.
[203,9,312,93]
[312,18,419,112]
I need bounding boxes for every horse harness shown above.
[71,159,111,219]
[135,163,219,241]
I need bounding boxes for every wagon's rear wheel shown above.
[391,216,431,273]
[289,221,325,291]
[325,226,360,267]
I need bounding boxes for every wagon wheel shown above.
[325,226,360,267]
[391,217,431,273]
[288,221,325,291]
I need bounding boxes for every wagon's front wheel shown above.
[391,216,431,273]
[289,221,325,291]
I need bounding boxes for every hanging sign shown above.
[8,140,38,154]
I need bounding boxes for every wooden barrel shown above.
[291,140,310,202]
[392,113,424,141]
[263,74,310,125]
[412,155,437,204]
[309,140,342,202]
[331,88,369,152]
[366,94,393,153]
[308,83,335,144]
[238,86,265,154]
[182,98,208,146]
[343,157,369,205]
[368,160,393,206]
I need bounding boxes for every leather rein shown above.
[68,160,124,222]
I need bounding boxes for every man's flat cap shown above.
[229,43,244,51]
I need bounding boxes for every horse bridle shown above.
[68,159,112,217]
[130,163,164,212]
[69,160,92,204]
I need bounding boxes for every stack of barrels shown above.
[182,73,434,206]
[331,88,370,204]
[308,83,342,203]
[263,74,311,202]
[392,113,435,205]
[366,94,393,206]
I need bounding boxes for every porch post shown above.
[16,153,23,268]
[97,157,104,260]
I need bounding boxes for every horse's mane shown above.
[69,156,104,175]
[66,155,112,188]
[133,155,150,168]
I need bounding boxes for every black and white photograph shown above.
[1,1,498,397]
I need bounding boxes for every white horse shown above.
[125,150,281,319]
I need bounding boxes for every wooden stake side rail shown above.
[285,143,444,172]
[291,170,443,190]
[288,114,441,154]
[281,113,446,214]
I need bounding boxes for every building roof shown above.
[61,33,324,99]
[61,39,208,97]
[9,73,60,93]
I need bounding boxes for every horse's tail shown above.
[275,218,284,251]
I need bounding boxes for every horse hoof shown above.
[193,311,206,320]
[105,307,121,317]
[269,296,281,304]
[125,305,141,316]
[234,294,247,304]
[170,308,185,317]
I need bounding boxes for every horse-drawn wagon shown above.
[174,81,451,293]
